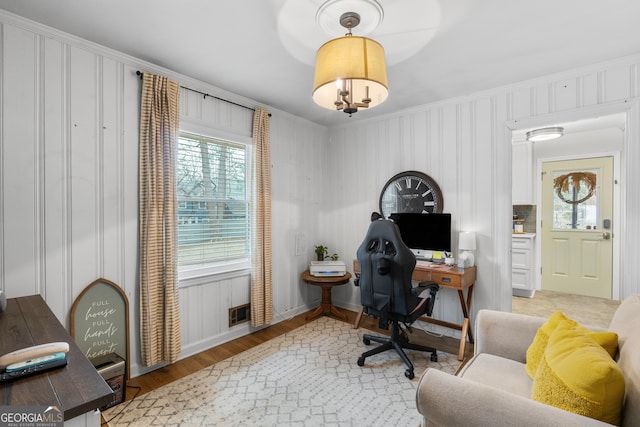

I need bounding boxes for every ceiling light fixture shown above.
[312,11,388,117]
[526,126,564,142]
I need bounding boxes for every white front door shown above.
[541,157,614,298]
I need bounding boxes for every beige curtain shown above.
[250,108,273,327]
[139,72,182,366]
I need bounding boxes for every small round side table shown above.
[301,270,351,321]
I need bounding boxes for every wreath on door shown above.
[553,171,597,204]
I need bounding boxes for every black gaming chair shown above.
[355,214,440,379]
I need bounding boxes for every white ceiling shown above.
[1,0,640,127]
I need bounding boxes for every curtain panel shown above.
[139,72,182,366]
[250,108,273,327]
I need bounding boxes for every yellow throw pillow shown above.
[525,311,618,378]
[531,320,625,425]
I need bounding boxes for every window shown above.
[177,132,250,274]
[552,170,598,230]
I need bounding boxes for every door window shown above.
[552,170,598,230]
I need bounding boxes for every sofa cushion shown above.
[531,320,625,425]
[608,294,640,426]
[525,311,618,378]
[458,353,532,398]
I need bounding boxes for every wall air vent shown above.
[229,303,251,327]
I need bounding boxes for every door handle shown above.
[602,232,611,240]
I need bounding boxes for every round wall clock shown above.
[379,171,443,218]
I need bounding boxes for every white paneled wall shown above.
[327,58,640,337]
[0,11,327,378]
[2,9,640,377]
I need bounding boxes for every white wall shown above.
[2,9,640,377]
[326,57,640,335]
[325,102,511,333]
[0,11,328,377]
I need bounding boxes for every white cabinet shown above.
[512,234,535,297]
[512,141,534,204]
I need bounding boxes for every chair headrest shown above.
[358,217,415,263]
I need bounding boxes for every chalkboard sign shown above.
[71,278,129,378]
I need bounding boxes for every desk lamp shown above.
[458,231,476,268]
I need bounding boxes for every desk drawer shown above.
[355,260,474,291]
[431,271,462,288]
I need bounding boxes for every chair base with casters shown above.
[357,320,437,379]
[356,281,440,379]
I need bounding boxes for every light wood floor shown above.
[122,290,618,402]
[512,290,620,329]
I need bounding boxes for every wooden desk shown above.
[301,270,351,321]
[0,295,113,421]
[353,260,476,361]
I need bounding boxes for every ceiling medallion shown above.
[315,0,384,37]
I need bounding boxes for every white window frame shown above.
[177,121,252,283]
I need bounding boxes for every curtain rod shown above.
[136,71,270,116]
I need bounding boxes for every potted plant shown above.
[314,245,328,261]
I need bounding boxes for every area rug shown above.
[104,317,460,427]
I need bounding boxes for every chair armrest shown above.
[416,369,609,427]
[412,282,438,316]
[412,280,438,294]
[475,309,545,363]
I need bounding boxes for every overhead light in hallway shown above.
[526,126,564,142]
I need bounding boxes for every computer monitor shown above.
[389,213,452,260]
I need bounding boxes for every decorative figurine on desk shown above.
[444,253,455,266]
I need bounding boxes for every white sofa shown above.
[416,294,640,426]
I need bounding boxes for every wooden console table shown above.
[301,270,351,321]
[0,295,113,422]
[353,260,476,361]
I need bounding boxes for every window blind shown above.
[177,133,249,266]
